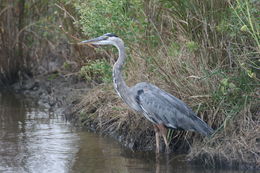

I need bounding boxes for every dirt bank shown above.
[11,72,89,115]
[67,83,260,170]
[11,71,259,170]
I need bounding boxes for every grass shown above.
[70,0,259,169]
[189,103,259,169]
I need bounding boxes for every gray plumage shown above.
[132,82,213,136]
[81,33,214,153]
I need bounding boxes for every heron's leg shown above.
[155,132,160,154]
[155,152,160,173]
[162,133,169,154]
[153,125,160,154]
[157,124,169,153]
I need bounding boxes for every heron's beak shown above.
[79,36,105,48]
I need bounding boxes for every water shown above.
[0,91,252,173]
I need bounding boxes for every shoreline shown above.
[11,72,259,170]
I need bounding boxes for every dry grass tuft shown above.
[188,103,260,169]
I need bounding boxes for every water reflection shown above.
[0,91,79,173]
[0,91,252,173]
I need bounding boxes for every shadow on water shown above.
[0,91,255,173]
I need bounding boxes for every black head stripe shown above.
[104,33,118,37]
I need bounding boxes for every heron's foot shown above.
[165,145,170,154]
[154,125,160,154]
[155,147,160,154]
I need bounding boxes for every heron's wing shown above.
[133,82,213,136]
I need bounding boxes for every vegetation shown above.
[79,59,112,83]
[0,0,65,85]
[1,0,259,169]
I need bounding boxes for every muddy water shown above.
[0,91,251,173]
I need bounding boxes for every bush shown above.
[74,0,147,42]
[79,59,112,83]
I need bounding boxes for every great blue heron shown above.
[81,33,214,153]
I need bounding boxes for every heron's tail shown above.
[194,117,214,137]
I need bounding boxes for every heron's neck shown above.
[113,43,130,99]
[112,42,141,112]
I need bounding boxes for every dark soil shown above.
[11,72,90,116]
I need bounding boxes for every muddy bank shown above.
[11,73,259,170]
[66,83,260,170]
[11,72,89,115]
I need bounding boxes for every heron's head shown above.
[80,33,123,47]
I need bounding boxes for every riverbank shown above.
[11,71,259,170]
[11,72,156,151]
[11,72,89,115]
